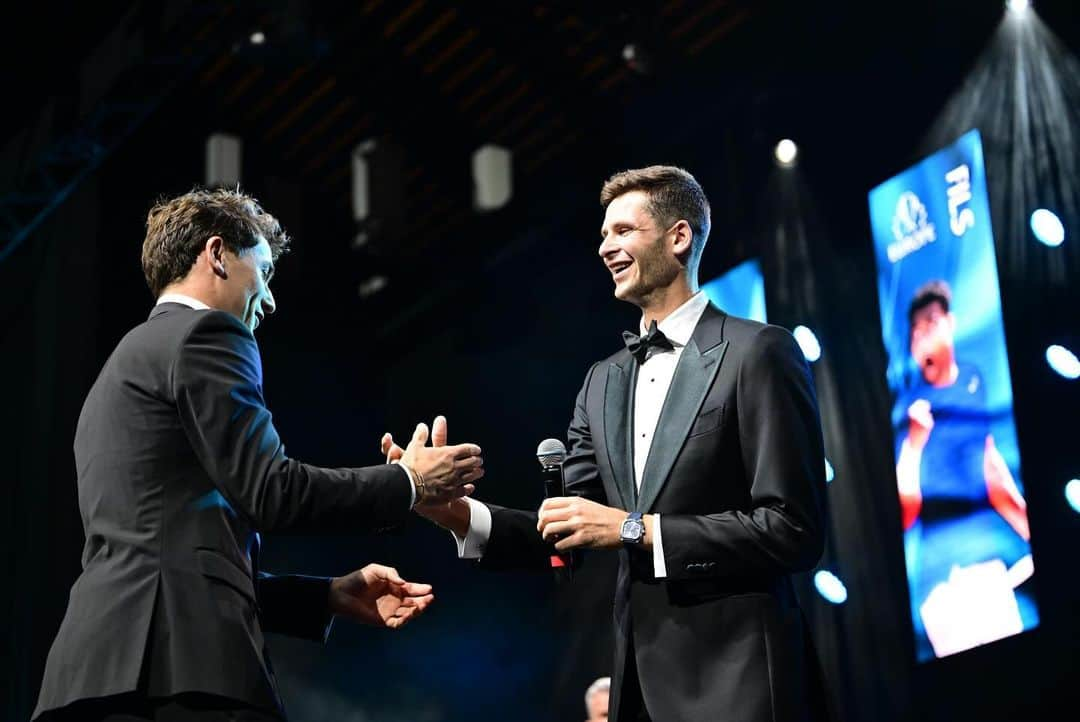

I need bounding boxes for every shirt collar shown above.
[639,291,710,347]
[156,292,211,311]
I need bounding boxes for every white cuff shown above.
[454,497,491,559]
[652,513,667,578]
[395,461,417,508]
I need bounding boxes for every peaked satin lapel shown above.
[602,354,637,511]
[636,308,729,513]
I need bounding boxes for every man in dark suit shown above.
[403,166,828,721]
[34,188,485,721]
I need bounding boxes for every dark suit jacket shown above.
[479,306,828,722]
[34,303,412,720]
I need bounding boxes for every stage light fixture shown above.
[793,325,821,362]
[813,570,848,604]
[249,30,266,45]
[1006,0,1031,16]
[774,139,798,166]
[1066,479,1080,514]
[1030,208,1065,246]
[1046,344,1080,379]
[357,275,388,299]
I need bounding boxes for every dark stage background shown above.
[3,2,1079,721]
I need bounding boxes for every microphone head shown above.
[536,438,566,468]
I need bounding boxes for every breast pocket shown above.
[687,402,724,439]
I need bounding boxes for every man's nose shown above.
[598,235,617,259]
[263,288,276,315]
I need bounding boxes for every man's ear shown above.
[670,220,694,260]
[206,236,227,279]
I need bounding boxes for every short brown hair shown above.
[600,165,711,262]
[141,187,291,297]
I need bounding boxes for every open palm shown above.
[329,564,434,629]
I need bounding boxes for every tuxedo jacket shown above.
[34,303,412,720]
[480,305,828,722]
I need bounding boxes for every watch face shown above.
[621,519,643,542]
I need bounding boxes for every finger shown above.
[432,415,448,448]
[459,467,484,483]
[399,582,433,596]
[366,564,403,585]
[537,506,574,531]
[412,423,430,446]
[539,497,574,514]
[541,519,577,541]
[554,533,583,552]
[381,433,393,456]
[460,468,485,483]
[448,443,482,459]
[448,483,477,499]
[455,456,484,471]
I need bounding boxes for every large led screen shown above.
[868,129,1038,662]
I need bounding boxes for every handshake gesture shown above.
[383,415,484,505]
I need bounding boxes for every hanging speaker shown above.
[205,133,242,187]
[472,144,512,211]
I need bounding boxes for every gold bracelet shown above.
[413,469,427,504]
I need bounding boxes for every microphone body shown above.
[537,439,574,579]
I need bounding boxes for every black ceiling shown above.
[5,0,1080,330]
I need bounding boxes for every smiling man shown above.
[33,188,485,721]
[412,165,829,721]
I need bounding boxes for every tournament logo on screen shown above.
[868,129,1039,663]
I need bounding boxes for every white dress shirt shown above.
[155,293,418,508]
[455,291,711,576]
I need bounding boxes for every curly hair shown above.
[141,187,291,297]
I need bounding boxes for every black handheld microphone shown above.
[537,438,573,578]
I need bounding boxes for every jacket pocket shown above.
[687,403,724,438]
[195,547,257,605]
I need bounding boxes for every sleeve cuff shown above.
[454,497,491,559]
[652,513,667,578]
[395,461,417,508]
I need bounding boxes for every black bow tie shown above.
[623,320,674,364]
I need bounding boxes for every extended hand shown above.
[383,416,473,537]
[328,563,434,629]
[396,419,484,504]
[537,496,632,551]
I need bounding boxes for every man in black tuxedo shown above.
[34,188,485,721]
[403,166,828,721]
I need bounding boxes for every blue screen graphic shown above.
[868,129,1038,662]
[702,258,767,323]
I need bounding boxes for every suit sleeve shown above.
[479,362,607,571]
[256,572,334,641]
[661,325,826,580]
[173,310,411,533]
